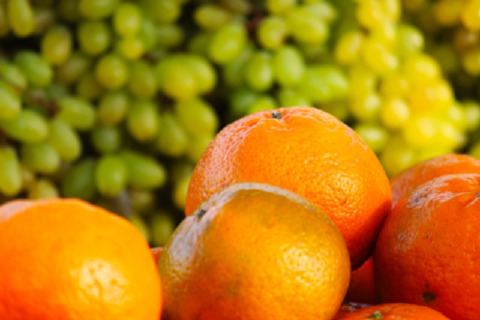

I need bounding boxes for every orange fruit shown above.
[159,182,350,320]
[390,153,480,208]
[345,256,380,305]
[185,106,391,269]
[332,303,451,319]
[374,173,480,320]
[0,198,162,320]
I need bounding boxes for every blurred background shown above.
[0,0,479,247]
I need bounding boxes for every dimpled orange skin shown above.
[159,182,351,320]
[185,106,391,269]
[374,173,480,320]
[0,198,162,320]
[390,153,480,208]
[332,303,451,320]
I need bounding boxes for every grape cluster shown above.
[0,0,478,244]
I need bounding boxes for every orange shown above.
[332,303,451,319]
[374,173,480,320]
[345,256,380,304]
[185,106,391,269]
[390,153,480,208]
[159,182,350,320]
[0,198,162,320]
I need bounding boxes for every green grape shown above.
[173,170,191,210]
[469,141,480,160]
[257,16,288,50]
[113,2,141,36]
[379,73,410,97]
[126,99,159,142]
[97,90,129,126]
[445,103,467,131]
[0,3,10,36]
[0,82,21,120]
[14,51,53,87]
[349,92,382,122]
[302,1,337,23]
[138,15,157,51]
[95,54,129,90]
[315,65,349,100]
[402,53,441,88]
[156,24,184,49]
[7,0,34,37]
[0,146,22,196]
[46,83,69,101]
[380,98,411,130]
[356,0,387,30]
[0,110,48,143]
[127,60,157,98]
[348,64,378,96]
[380,135,418,177]
[353,123,390,153]
[436,119,465,149]
[402,116,440,149]
[156,57,197,99]
[461,0,480,31]
[155,112,188,157]
[396,24,424,56]
[453,27,479,53]
[208,23,247,65]
[181,54,216,94]
[56,96,95,130]
[41,25,72,65]
[21,142,60,174]
[463,101,480,131]
[56,0,80,22]
[61,158,97,200]
[277,88,311,107]
[320,101,350,122]
[77,20,111,56]
[334,30,364,65]
[142,0,180,24]
[187,32,213,56]
[247,95,277,114]
[244,51,274,92]
[219,0,251,13]
[119,150,166,190]
[28,178,58,199]
[75,71,103,101]
[297,69,332,103]
[150,211,176,246]
[186,134,214,162]
[266,0,296,14]
[194,4,231,30]
[78,0,119,19]
[461,47,480,75]
[115,36,145,60]
[175,98,218,136]
[0,61,27,90]
[20,164,35,191]
[229,87,259,120]
[130,189,155,214]
[408,80,453,114]
[129,214,150,240]
[273,46,306,86]
[55,52,91,85]
[362,38,398,75]
[32,6,55,36]
[48,118,81,161]
[429,44,460,75]
[91,125,122,154]
[285,8,328,45]
[95,154,127,198]
[222,44,254,87]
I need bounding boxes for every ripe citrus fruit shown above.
[374,173,480,320]
[332,303,451,319]
[345,256,380,305]
[0,198,162,320]
[159,182,350,320]
[390,153,480,208]
[185,106,391,269]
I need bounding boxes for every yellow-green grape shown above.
[228,87,258,120]
[138,15,157,51]
[311,65,349,101]
[0,109,48,143]
[277,88,311,107]
[0,3,10,36]
[380,135,418,177]
[436,119,466,149]
[194,4,231,30]
[402,53,442,88]
[408,80,453,114]
[433,0,463,26]
[0,81,21,120]
[246,94,277,114]
[129,214,150,241]
[320,102,350,122]
[113,2,142,36]
[461,0,480,31]
[0,146,22,196]
[188,31,213,56]
[402,116,440,149]
[285,7,328,45]
[130,189,155,215]
[41,25,72,65]
[348,64,378,97]
[20,165,35,191]
[334,30,364,65]
[469,141,480,159]
[56,96,95,131]
[445,103,467,131]
[127,60,157,98]
[382,0,401,21]
[416,147,452,163]
[61,158,96,200]
[461,46,480,75]
[119,150,166,190]
[150,211,176,247]
[208,23,247,65]
[56,0,80,22]
[55,52,91,86]
[222,44,254,88]
[156,57,197,100]
[429,44,460,75]
[0,61,27,91]
[266,0,296,14]
[14,51,53,87]
[380,98,411,130]
[78,0,119,19]
[77,20,111,56]
[396,24,424,56]
[362,38,398,75]
[453,27,479,53]
[302,1,337,23]
[126,99,159,142]
[7,0,34,37]
[182,54,217,94]
[349,92,382,122]
[380,73,410,97]
[95,54,129,90]
[175,97,218,136]
[95,154,127,198]
[173,171,191,210]
[186,134,214,162]
[156,24,184,49]
[75,71,103,101]
[142,0,180,24]
[463,101,480,131]
[48,118,82,161]
[155,112,189,157]
[21,142,61,174]
[257,16,288,50]
[91,125,122,153]
[356,0,388,30]
[28,178,58,199]
[244,51,274,92]
[97,90,129,126]
[353,123,390,153]
[403,0,427,12]
[273,45,306,87]
[115,36,145,60]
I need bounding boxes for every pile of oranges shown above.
[0,106,479,319]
